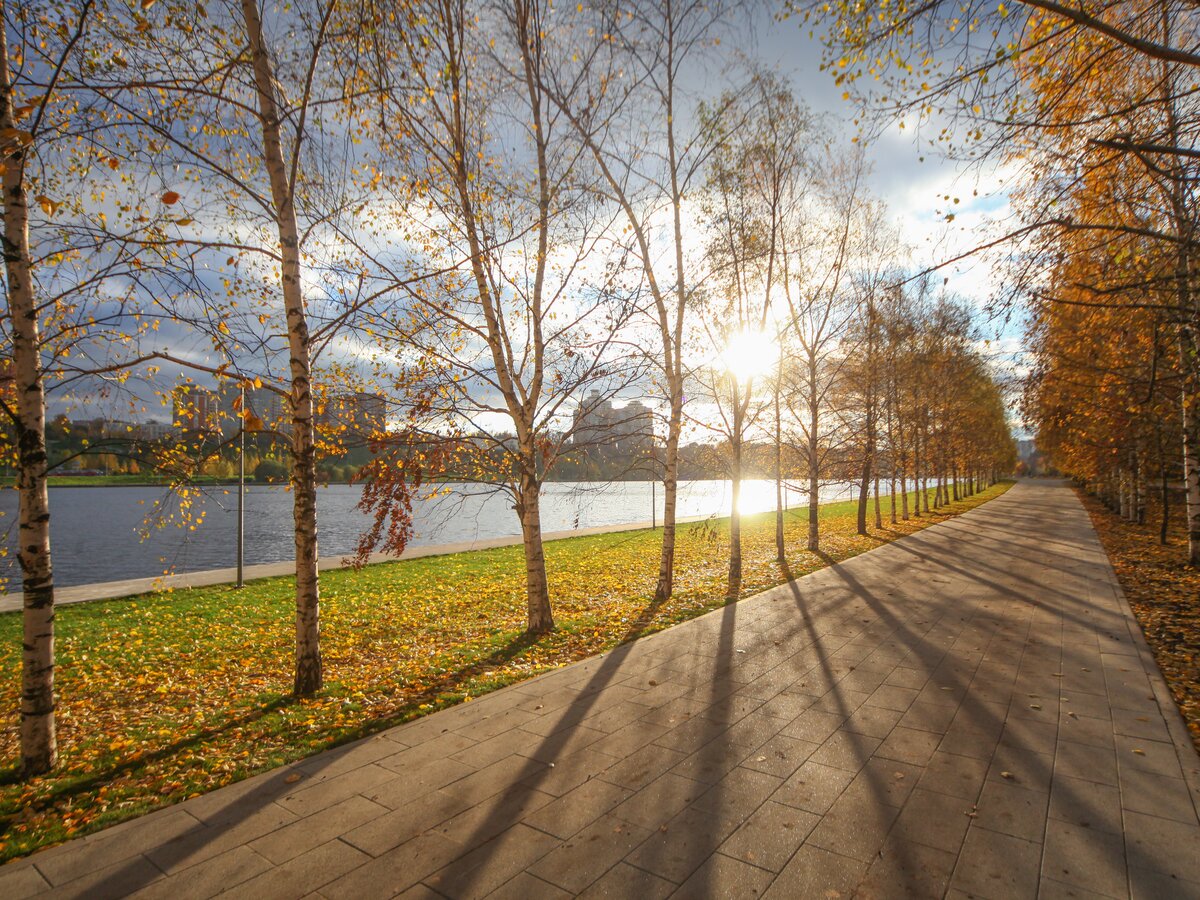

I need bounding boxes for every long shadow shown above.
[780,551,930,890]
[0,695,296,813]
[78,724,344,896]
[627,579,740,895]
[882,532,1114,635]
[26,532,694,896]
[423,579,731,896]
[40,625,575,893]
[801,487,1163,893]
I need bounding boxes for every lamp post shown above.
[236,384,245,588]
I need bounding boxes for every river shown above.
[0,478,868,588]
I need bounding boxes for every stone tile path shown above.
[4,480,1200,898]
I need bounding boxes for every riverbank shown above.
[0,482,1012,863]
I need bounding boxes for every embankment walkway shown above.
[3,479,1199,898]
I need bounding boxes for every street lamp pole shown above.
[237,384,245,588]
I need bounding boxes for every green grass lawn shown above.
[0,481,1012,862]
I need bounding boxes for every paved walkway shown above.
[4,480,1200,899]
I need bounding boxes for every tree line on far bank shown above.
[0,0,1015,777]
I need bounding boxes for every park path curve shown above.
[3,479,1200,899]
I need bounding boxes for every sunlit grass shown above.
[0,480,1012,862]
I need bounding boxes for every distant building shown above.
[317,391,386,441]
[71,417,137,439]
[572,392,655,454]
[172,386,222,434]
[134,421,174,441]
[1017,438,1043,475]
[244,387,289,434]
[172,382,297,437]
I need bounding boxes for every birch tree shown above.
[541,0,751,602]
[83,0,376,694]
[347,0,637,633]
[781,146,868,551]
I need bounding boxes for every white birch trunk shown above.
[1,18,56,773]
[242,0,322,694]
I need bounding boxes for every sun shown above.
[721,329,779,382]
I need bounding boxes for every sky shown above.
[751,9,1029,399]
[55,1,1029,430]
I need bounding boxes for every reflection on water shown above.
[0,478,867,589]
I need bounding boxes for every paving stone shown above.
[524,778,633,840]
[918,749,988,800]
[430,784,555,846]
[877,724,942,766]
[938,726,998,760]
[1042,819,1127,897]
[717,800,818,872]
[806,729,882,772]
[974,779,1050,843]
[1055,739,1119,787]
[126,846,273,900]
[770,759,856,814]
[892,787,974,853]
[755,690,816,721]
[517,747,618,797]
[1115,735,1186,778]
[249,795,390,864]
[1118,766,1199,824]
[585,720,671,759]
[1124,810,1200,883]
[1047,774,1122,834]
[778,707,845,744]
[222,839,370,900]
[143,803,297,876]
[483,871,571,900]
[324,832,464,898]
[32,853,165,900]
[26,805,200,887]
[424,824,559,900]
[13,481,1200,900]
[741,733,819,778]
[622,804,739,884]
[761,844,867,900]
[950,827,1042,899]
[866,683,921,712]
[1000,716,1060,755]
[527,814,649,894]
[575,862,675,900]
[341,788,473,856]
[368,756,475,807]
[690,766,783,827]
[856,837,957,899]
[839,757,923,808]
[805,780,903,862]
[672,851,775,897]
[0,863,52,900]
[1129,865,1200,900]
[444,754,549,807]
[599,741,687,791]
[451,726,541,769]
[1113,707,1172,743]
